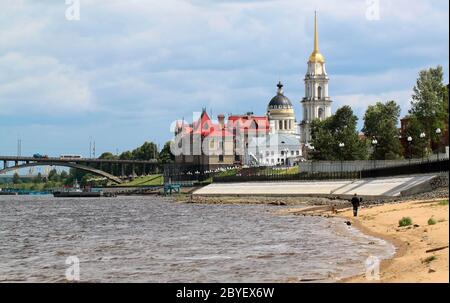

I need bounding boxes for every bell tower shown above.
[300,12,332,146]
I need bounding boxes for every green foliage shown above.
[438,200,449,206]
[48,169,60,182]
[409,66,448,147]
[403,116,431,158]
[310,106,368,160]
[99,152,117,160]
[159,141,175,164]
[363,100,404,160]
[398,217,413,227]
[427,217,437,225]
[12,172,21,184]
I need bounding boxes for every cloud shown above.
[0,53,93,115]
[0,0,448,155]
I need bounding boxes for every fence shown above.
[299,153,449,173]
[212,158,449,183]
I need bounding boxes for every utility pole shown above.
[17,138,22,157]
[93,141,96,158]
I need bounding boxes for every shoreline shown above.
[277,198,449,283]
[182,188,449,283]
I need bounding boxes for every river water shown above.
[0,195,394,282]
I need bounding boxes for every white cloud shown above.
[0,53,93,115]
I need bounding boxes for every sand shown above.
[280,198,449,283]
[343,199,449,283]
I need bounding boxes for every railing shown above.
[299,153,449,173]
[212,158,449,183]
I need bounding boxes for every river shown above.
[0,195,394,282]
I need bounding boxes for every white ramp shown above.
[193,175,437,197]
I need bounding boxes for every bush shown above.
[427,218,437,225]
[398,217,413,227]
[438,200,449,206]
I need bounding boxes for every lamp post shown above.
[436,128,442,161]
[407,136,413,165]
[310,145,315,173]
[371,138,378,168]
[339,142,345,174]
[419,132,426,162]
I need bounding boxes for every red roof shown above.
[177,111,269,138]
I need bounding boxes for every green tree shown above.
[409,66,448,147]
[48,169,60,182]
[12,172,21,184]
[33,172,43,184]
[362,100,404,160]
[131,142,158,160]
[159,141,175,164]
[403,116,430,158]
[60,170,69,180]
[99,152,117,160]
[310,106,368,160]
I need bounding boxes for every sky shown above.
[0,0,449,157]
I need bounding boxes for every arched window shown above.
[318,86,322,99]
[318,108,324,120]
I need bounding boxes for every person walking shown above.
[351,194,362,217]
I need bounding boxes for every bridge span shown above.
[0,156,159,184]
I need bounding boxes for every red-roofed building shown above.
[174,109,270,167]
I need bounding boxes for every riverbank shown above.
[278,198,449,283]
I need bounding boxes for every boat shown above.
[53,180,104,198]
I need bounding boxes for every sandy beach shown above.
[280,198,449,283]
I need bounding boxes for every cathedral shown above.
[174,13,333,168]
[264,12,333,160]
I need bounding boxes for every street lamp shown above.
[419,132,426,162]
[371,138,378,168]
[436,128,442,161]
[310,145,315,173]
[407,136,413,164]
[339,142,345,174]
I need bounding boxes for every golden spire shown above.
[309,11,325,63]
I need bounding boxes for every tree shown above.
[60,170,69,180]
[362,101,404,160]
[48,169,60,182]
[310,106,368,160]
[159,141,175,164]
[403,116,430,159]
[12,172,21,184]
[131,142,158,160]
[99,152,117,160]
[409,66,448,147]
[33,172,43,184]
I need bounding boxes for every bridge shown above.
[0,156,159,184]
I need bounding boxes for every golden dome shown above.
[309,51,325,63]
[308,12,325,63]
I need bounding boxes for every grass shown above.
[118,174,163,187]
[398,217,413,227]
[422,256,437,264]
[427,217,437,225]
[438,200,449,206]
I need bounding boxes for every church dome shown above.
[268,82,293,109]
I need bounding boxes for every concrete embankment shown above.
[193,174,439,199]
